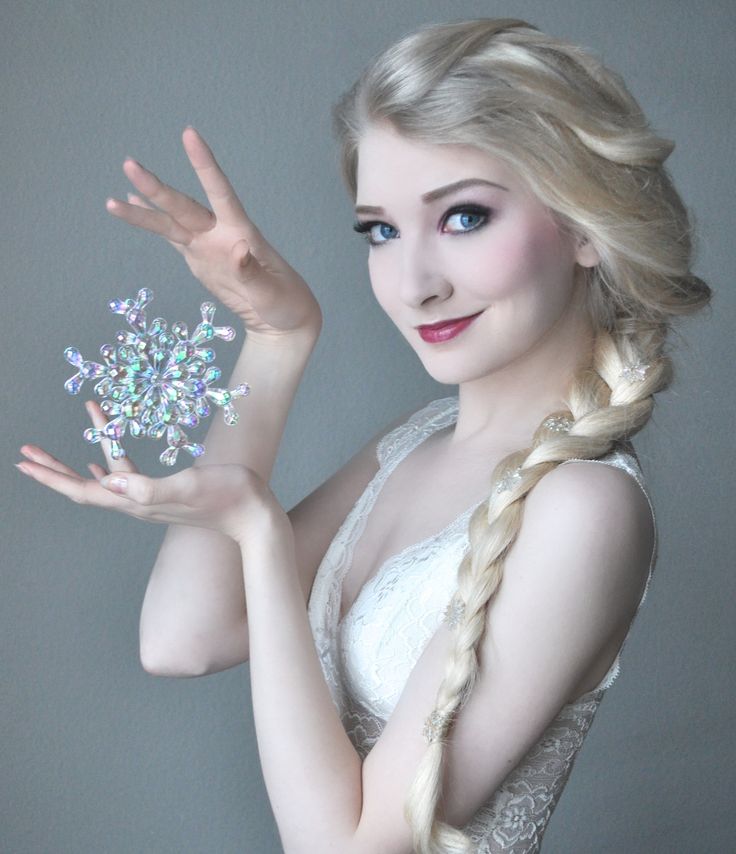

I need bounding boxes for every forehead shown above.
[355,122,519,202]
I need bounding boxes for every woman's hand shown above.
[105,127,322,343]
[18,404,287,549]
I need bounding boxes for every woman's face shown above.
[354,123,598,387]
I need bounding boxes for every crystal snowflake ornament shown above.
[63,288,250,466]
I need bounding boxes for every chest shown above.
[338,437,497,624]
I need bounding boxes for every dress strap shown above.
[376,396,459,470]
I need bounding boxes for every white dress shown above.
[307,397,657,852]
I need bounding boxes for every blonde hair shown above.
[333,18,711,852]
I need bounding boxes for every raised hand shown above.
[105,127,322,342]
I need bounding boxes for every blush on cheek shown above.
[483,215,573,300]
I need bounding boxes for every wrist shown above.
[234,498,294,560]
[244,320,321,353]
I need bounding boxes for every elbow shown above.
[139,617,250,677]
[139,639,211,678]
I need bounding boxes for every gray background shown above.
[2,1,734,852]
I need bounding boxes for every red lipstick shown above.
[416,311,483,343]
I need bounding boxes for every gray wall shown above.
[2,1,733,852]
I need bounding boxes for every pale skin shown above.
[17,125,654,852]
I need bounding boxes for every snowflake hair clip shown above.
[543,414,573,434]
[422,709,452,745]
[619,360,651,383]
[63,288,250,466]
[496,466,523,494]
[443,595,466,629]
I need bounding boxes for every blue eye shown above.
[442,206,490,234]
[352,220,399,246]
[370,223,398,245]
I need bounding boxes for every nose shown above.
[397,239,453,308]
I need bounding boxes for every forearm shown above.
[140,326,320,675]
[241,524,363,852]
[191,325,320,481]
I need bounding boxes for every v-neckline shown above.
[337,495,484,628]
[336,399,487,628]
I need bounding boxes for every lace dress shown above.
[307,397,657,853]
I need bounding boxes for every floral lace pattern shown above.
[307,397,658,852]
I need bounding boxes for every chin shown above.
[415,355,492,387]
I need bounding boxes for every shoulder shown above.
[486,457,655,670]
[525,455,655,568]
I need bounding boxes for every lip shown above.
[416,311,483,343]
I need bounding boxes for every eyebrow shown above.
[354,178,509,215]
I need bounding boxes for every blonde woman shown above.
[18,19,710,853]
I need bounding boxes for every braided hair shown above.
[332,19,711,852]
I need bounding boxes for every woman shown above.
[17,18,710,853]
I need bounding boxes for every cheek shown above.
[367,253,395,312]
[458,216,574,302]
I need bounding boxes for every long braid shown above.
[403,324,672,852]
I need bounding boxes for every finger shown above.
[125,194,187,256]
[19,445,85,479]
[85,401,138,473]
[99,468,196,506]
[121,157,216,234]
[181,127,253,229]
[126,192,155,211]
[106,195,194,245]
[87,462,108,481]
[16,458,133,510]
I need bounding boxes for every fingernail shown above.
[101,476,128,493]
[15,463,31,475]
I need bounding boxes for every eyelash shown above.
[352,203,493,247]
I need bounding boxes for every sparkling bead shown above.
[196,347,216,362]
[126,307,146,331]
[223,406,239,426]
[108,298,134,315]
[207,388,231,406]
[159,446,179,466]
[64,347,83,367]
[191,322,214,345]
[64,375,82,395]
[200,302,216,323]
[214,325,235,342]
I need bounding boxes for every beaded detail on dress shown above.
[307,397,658,852]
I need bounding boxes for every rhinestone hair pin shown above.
[496,466,523,494]
[63,288,250,466]
[423,709,452,745]
[619,360,651,383]
[443,596,466,629]
[543,414,573,433]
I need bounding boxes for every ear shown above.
[574,235,600,268]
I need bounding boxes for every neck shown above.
[451,285,595,449]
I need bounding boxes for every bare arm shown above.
[138,331,317,676]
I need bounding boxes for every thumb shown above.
[232,239,266,284]
[100,472,157,504]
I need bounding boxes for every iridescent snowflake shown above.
[63,288,250,466]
